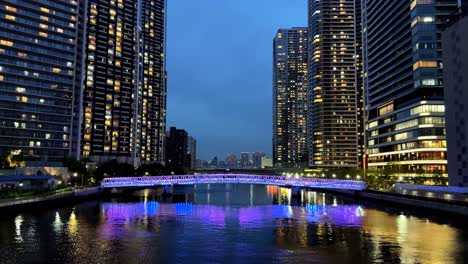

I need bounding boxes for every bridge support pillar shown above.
[291,186,302,197]
[163,185,173,195]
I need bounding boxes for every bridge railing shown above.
[102,174,367,190]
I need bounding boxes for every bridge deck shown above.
[102,174,367,191]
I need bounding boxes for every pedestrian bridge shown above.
[102,174,367,191]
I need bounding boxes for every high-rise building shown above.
[273,28,308,168]
[252,152,265,168]
[363,0,463,176]
[187,136,196,170]
[165,127,189,171]
[0,0,80,164]
[77,0,167,166]
[307,0,362,169]
[443,14,468,186]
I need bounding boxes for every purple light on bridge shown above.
[102,174,367,190]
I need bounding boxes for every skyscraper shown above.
[307,0,362,169]
[443,14,468,186]
[77,0,167,165]
[363,0,462,176]
[0,0,80,164]
[273,28,308,168]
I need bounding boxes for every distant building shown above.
[261,157,273,169]
[252,152,265,168]
[195,159,208,169]
[209,156,218,168]
[165,127,190,171]
[241,152,250,168]
[226,154,237,168]
[273,28,308,168]
[444,15,468,186]
[187,136,196,170]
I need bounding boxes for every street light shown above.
[321,173,325,177]
[357,175,361,180]
[332,174,336,178]
[346,174,350,179]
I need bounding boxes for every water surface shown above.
[0,184,467,263]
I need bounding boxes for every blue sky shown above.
[166,0,307,160]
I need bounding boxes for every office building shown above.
[307,0,362,169]
[443,15,468,186]
[0,0,80,164]
[363,0,462,175]
[77,0,167,165]
[273,27,308,168]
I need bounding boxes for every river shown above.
[0,184,467,263]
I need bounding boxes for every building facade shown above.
[443,15,468,186]
[240,152,250,168]
[363,0,462,176]
[187,136,196,170]
[307,0,362,169]
[165,127,190,171]
[0,0,80,164]
[273,28,308,168]
[77,0,167,166]
[252,152,264,168]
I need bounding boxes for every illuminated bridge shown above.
[102,174,367,191]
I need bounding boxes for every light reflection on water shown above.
[0,184,466,264]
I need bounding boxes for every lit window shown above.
[0,39,14,46]
[5,6,17,12]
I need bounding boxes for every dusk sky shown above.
[166,0,307,160]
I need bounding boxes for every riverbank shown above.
[322,188,468,216]
[0,187,103,212]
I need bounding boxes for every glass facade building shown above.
[273,28,308,168]
[307,0,363,168]
[363,0,462,175]
[0,0,80,163]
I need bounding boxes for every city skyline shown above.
[166,0,307,160]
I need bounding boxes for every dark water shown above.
[1,184,468,264]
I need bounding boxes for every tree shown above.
[382,161,401,177]
[136,163,172,176]
[9,151,25,168]
[0,150,10,169]
[93,160,135,182]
